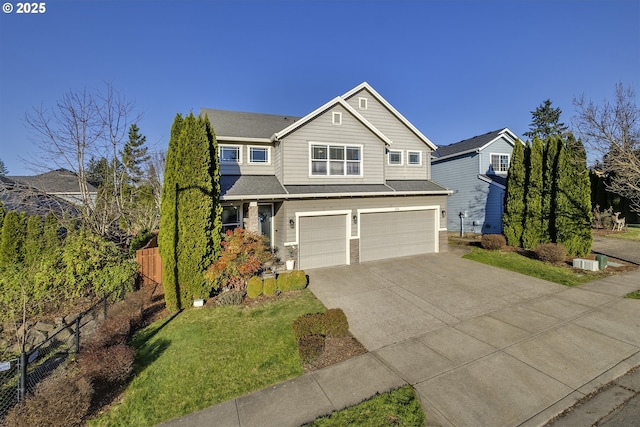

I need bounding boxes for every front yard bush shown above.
[297,334,325,364]
[536,243,567,263]
[481,234,506,250]
[323,309,349,337]
[290,270,307,290]
[217,290,245,306]
[79,343,135,387]
[263,277,277,296]
[246,276,263,299]
[293,313,325,340]
[277,272,293,293]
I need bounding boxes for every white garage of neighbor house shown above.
[204,82,452,270]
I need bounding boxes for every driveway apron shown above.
[307,250,640,427]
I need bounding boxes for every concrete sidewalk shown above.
[159,249,640,427]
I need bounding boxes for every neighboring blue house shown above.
[431,128,521,235]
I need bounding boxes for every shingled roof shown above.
[9,169,97,194]
[0,175,80,216]
[434,129,507,159]
[201,109,301,139]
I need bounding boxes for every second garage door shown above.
[299,215,348,270]
[360,209,437,262]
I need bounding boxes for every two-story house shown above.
[202,82,452,270]
[431,128,521,235]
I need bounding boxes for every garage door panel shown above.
[299,215,347,270]
[360,210,436,262]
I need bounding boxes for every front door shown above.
[258,204,273,246]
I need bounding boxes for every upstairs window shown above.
[311,143,362,176]
[388,150,403,165]
[332,112,342,125]
[220,145,241,163]
[490,154,510,173]
[408,151,422,166]
[249,146,270,164]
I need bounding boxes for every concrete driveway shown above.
[308,248,640,427]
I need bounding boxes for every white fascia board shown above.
[221,189,453,201]
[272,97,392,146]
[217,136,272,144]
[477,174,506,189]
[477,128,519,152]
[341,82,438,151]
[432,148,481,162]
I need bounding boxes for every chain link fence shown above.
[0,284,127,425]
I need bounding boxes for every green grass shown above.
[626,290,640,299]
[303,385,425,427]
[89,290,325,427]
[463,247,609,287]
[603,226,640,241]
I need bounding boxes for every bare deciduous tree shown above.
[573,83,640,213]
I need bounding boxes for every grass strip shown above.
[626,290,640,299]
[303,385,425,427]
[463,247,609,287]
[89,290,325,427]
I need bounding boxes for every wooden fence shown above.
[136,247,162,286]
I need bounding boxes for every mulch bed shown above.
[303,334,368,372]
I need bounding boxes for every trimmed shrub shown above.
[263,277,277,296]
[5,370,92,427]
[277,272,293,293]
[79,343,135,386]
[85,314,131,350]
[292,313,325,340]
[481,234,506,250]
[535,243,567,263]
[246,276,263,299]
[289,270,307,291]
[323,308,349,337]
[297,334,325,364]
[217,290,245,306]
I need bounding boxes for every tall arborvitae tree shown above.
[0,201,5,230]
[524,99,568,140]
[42,212,61,255]
[503,140,526,246]
[541,135,561,243]
[0,211,26,267]
[522,138,544,249]
[159,113,221,311]
[159,114,183,312]
[556,135,592,255]
[24,215,43,268]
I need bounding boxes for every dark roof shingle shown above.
[201,109,301,139]
[434,129,505,159]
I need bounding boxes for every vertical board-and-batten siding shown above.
[344,88,431,180]
[280,104,385,185]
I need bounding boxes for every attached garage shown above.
[359,208,438,262]
[298,214,349,270]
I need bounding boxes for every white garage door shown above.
[360,209,437,262]
[299,215,348,270]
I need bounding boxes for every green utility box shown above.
[596,254,608,270]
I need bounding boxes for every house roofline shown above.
[217,136,272,144]
[221,189,453,201]
[478,174,506,189]
[432,128,522,162]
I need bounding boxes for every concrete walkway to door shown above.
[308,247,640,426]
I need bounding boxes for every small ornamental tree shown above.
[503,140,526,246]
[0,210,26,267]
[522,138,544,250]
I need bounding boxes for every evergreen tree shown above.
[541,136,561,243]
[522,138,544,249]
[0,201,5,230]
[42,212,61,255]
[121,124,150,186]
[0,158,7,176]
[556,135,593,255]
[523,99,568,140]
[0,211,26,267]
[24,215,43,268]
[503,140,526,246]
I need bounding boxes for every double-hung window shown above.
[311,144,362,176]
[490,154,510,173]
[220,145,241,163]
[388,150,403,165]
[249,146,269,164]
[407,151,422,166]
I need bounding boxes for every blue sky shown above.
[1,0,639,175]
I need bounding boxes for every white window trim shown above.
[490,152,510,174]
[407,151,422,166]
[308,142,364,178]
[293,210,351,265]
[358,97,368,110]
[387,149,403,166]
[247,146,271,165]
[332,111,342,125]
[219,144,242,164]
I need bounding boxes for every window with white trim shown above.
[359,97,368,110]
[388,150,403,165]
[311,144,362,176]
[490,153,510,173]
[248,146,270,164]
[220,145,241,163]
[222,205,241,233]
[407,151,422,166]
[332,112,342,125]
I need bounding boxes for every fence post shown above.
[18,351,27,401]
[75,316,81,353]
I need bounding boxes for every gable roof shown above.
[9,169,98,194]
[342,82,437,151]
[201,109,301,141]
[433,128,519,161]
[0,175,81,216]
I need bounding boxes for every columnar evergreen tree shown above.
[0,211,26,267]
[42,212,61,255]
[541,136,561,243]
[24,215,43,268]
[0,201,5,230]
[159,113,221,311]
[503,140,526,246]
[522,138,544,249]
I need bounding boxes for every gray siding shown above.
[344,88,432,180]
[280,104,385,185]
[479,136,514,176]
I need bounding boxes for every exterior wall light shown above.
[289,218,295,228]
[352,214,358,224]
[441,210,446,218]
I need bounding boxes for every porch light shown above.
[352,214,358,224]
[289,218,295,228]
[441,210,446,218]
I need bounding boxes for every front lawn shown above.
[600,226,640,241]
[463,247,610,287]
[303,385,425,427]
[89,290,325,426]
